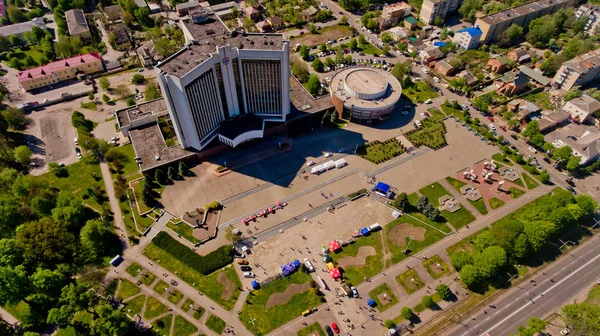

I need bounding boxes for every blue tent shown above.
[251,281,260,290]
[373,182,393,198]
[293,260,301,268]
[434,41,447,47]
[367,299,376,307]
[360,228,370,236]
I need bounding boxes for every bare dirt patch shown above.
[389,224,426,246]
[217,272,235,300]
[290,25,353,46]
[338,246,376,268]
[265,283,311,309]
[40,113,73,161]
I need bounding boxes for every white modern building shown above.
[419,0,463,24]
[453,26,482,50]
[156,10,290,151]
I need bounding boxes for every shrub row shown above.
[152,231,233,275]
[347,188,368,199]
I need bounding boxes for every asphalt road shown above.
[447,234,600,336]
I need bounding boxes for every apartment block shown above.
[575,4,600,36]
[475,0,572,44]
[552,48,600,92]
[18,52,103,91]
[419,0,463,25]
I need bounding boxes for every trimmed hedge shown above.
[405,121,447,149]
[152,232,233,275]
[347,188,367,199]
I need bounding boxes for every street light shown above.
[249,318,256,334]
[403,235,414,254]
[559,239,574,249]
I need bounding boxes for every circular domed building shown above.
[329,68,402,122]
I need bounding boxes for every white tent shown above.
[334,158,347,168]
[323,160,336,170]
[311,165,325,174]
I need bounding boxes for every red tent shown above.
[329,267,341,279]
[328,240,341,252]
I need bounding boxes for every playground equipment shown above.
[497,180,505,191]
[463,169,477,180]
[483,160,498,171]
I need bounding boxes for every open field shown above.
[290,25,353,47]
[402,81,439,104]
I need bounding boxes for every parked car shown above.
[488,124,496,131]
[240,266,252,271]
[243,272,255,278]
[351,286,359,298]
[331,323,340,334]
[566,186,577,195]
[528,146,537,154]
[325,325,334,336]
[511,134,519,140]
[74,137,78,145]
[487,116,494,122]
[324,152,333,158]
[237,259,249,265]
[425,99,432,104]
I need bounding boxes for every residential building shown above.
[111,25,130,50]
[133,0,148,9]
[507,47,530,63]
[17,52,103,91]
[552,48,600,91]
[508,98,540,124]
[244,6,261,21]
[137,40,162,68]
[404,16,418,30]
[518,65,550,86]
[419,0,463,25]
[433,59,456,76]
[387,26,408,41]
[65,9,91,40]
[383,2,412,20]
[538,110,570,133]
[575,4,600,36]
[475,0,572,44]
[419,46,444,63]
[452,26,482,50]
[545,124,600,165]
[486,56,509,74]
[211,1,239,19]
[494,70,529,95]
[176,0,202,16]
[156,13,290,151]
[0,17,45,39]
[266,16,283,30]
[256,20,271,32]
[459,70,478,86]
[104,5,122,21]
[562,94,600,123]
[300,6,318,22]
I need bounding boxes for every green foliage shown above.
[450,251,473,271]
[421,295,434,309]
[384,320,395,329]
[392,192,409,212]
[561,303,600,336]
[205,201,221,212]
[298,45,310,60]
[522,120,540,139]
[311,58,324,72]
[14,146,32,165]
[514,317,547,336]
[436,284,452,301]
[131,74,146,84]
[291,59,309,83]
[2,107,29,130]
[144,81,161,101]
[401,306,414,320]
[306,74,322,95]
[358,139,405,164]
[71,111,94,134]
[151,231,233,275]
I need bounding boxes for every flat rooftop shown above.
[289,77,333,113]
[116,99,169,127]
[346,69,387,95]
[157,14,284,78]
[330,68,402,109]
[479,0,569,25]
[130,123,196,171]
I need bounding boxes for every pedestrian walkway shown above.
[99,161,129,251]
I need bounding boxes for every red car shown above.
[331,323,340,334]
[487,116,494,122]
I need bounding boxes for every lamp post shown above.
[249,318,256,334]
[559,239,574,249]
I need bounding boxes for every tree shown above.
[562,303,600,336]
[306,74,321,95]
[178,161,188,176]
[90,303,130,335]
[529,133,545,148]
[415,196,429,212]
[522,120,540,139]
[553,146,573,163]
[524,220,555,252]
[324,57,335,68]
[48,162,68,177]
[16,217,74,267]
[475,245,507,280]
[335,49,345,64]
[134,7,153,27]
[102,94,110,104]
[401,306,414,320]
[458,0,482,22]
[564,86,582,101]
[384,320,395,329]
[330,111,339,124]
[298,45,310,61]
[319,43,327,53]
[311,58,324,72]
[515,317,547,336]
[451,251,473,271]
[433,16,444,26]
[576,195,598,219]
[114,85,132,100]
[0,265,28,306]
[527,16,557,47]
[340,16,348,25]
[539,171,550,184]
[154,38,177,58]
[358,34,365,45]
[2,107,29,130]
[436,284,452,301]
[167,166,177,180]
[348,38,358,51]
[98,77,111,91]
[475,230,496,251]
[460,264,480,289]
[392,193,408,211]
[7,6,26,23]
[499,24,523,47]
[14,146,31,165]
[144,81,161,101]
[80,219,115,262]
[566,155,581,171]
[131,74,146,84]
[422,295,434,309]
[309,24,317,34]
[291,59,309,83]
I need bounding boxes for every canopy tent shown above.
[329,267,341,279]
[373,181,393,198]
[335,158,347,168]
[328,240,341,252]
[360,228,370,236]
[433,41,447,47]
[323,160,336,170]
[251,280,260,290]
[326,262,335,270]
[322,254,331,262]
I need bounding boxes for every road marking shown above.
[475,251,600,336]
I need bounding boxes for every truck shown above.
[341,284,352,296]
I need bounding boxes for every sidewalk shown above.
[100,161,129,251]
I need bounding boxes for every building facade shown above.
[576,4,600,36]
[419,0,463,24]
[475,0,572,44]
[552,48,600,91]
[65,9,91,40]
[18,52,103,91]
[452,26,482,50]
[156,12,290,151]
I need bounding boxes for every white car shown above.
[528,147,537,154]
[425,99,432,104]
[560,328,570,335]
[303,258,315,272]
[324,152,333,158]
[489,124,496,130]
[74,137,78,145]
[243,272,255,278]
[413,120,422,127]
[421,68,429,74]
[433,77,441,83]
[307,161,315,166]
[420,112,428,119]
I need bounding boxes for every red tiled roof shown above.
[18,52,102,82]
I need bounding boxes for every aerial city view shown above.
[2,0,600,335]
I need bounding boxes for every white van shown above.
[489,124,496,131]
[303,258,315,272]
[243,272,255,278]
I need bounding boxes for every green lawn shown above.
[492,152,513,166]
[510,187,526,199]
[442,207,476,229]
[298,322,326,336]
[357,138,405,164]
[173,315,198,336]
[125,295,146,316]
[523,91,556,110]
[445,176,467,191]
[585,285,600,306]
[80,101,97,110]
[140,271,157,286]
[418,182,451,207]
[414,292,442,312]
[396,269,424,294]
[427,108,446,122]
[407,193,419,206]
[154,280,170,295]
[368,283,398,312]
[193,307,205,320]
[166,221,200,244]
[181,298,195,312]
[386,215,448,264]
[446,228,488,257]
[109,144,140,178]
[240,271,321,335]
[3,301,30,322]
[512,177,525,188]
[153,314,172,335]
[126,262,144,277]
[143,243,241,310]
[55,327,77,336]
[489,198,505,210]
[132,179,152,213]
[522,173,539,189]
[360,40,383,55]
[330,231,385,286]
[206,314,227,334]
[33,158,106,211]
[402,81,439,103]
[422,254,451,280]
[441,102,466,120]
[117,279,141,300]
[405,121,447,149]
[167,289,184,305]
[144,296,169,320]
[1,46,45,68]
[470,198,488,215]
